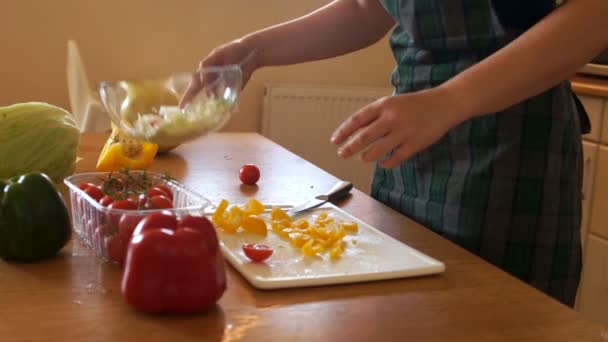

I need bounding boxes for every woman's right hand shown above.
[179,39,259,108]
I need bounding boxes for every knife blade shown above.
[288,180,353,214]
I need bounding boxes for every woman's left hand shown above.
[330,87,470,168]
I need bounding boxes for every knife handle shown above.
[325,181,353,202]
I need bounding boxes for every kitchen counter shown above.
[0,132,605,341]
[572,73,608,98]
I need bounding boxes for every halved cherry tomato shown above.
[239,164,260,185]
[145,195,173,209]
[242,243,273,262]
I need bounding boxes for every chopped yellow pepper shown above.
[271,220,289,234]
[212,199,238,233]
[241,215,268,236]
[292,218,309,229]
[331,226,347,240]
[222,208,242,233]
[315,217,334,227]
[278,227,294,238]
[271,206,291,223]
[229,205,246,225]
[243,198,265,215]
[212,199,229,223]
[329,241,345,259]
[302,239,324,256]
[301,239,316,256]
[288,232,312,247]
[339,221,358,232]
[210,199,359,260]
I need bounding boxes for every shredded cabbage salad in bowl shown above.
[132,96,233,147]
[99,65,242,148]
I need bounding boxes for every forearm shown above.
[241,0,395,67]
[442,0,608,122]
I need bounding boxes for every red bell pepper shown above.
[121,211,227,313]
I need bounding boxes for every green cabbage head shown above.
[0,102,80,182]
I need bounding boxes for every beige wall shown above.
[1,0,395,132]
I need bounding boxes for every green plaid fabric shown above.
[376,0,582,306]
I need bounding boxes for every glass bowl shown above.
[98,65,242,149]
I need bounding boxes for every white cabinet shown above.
[581,142,598,249]
[580,95,604,142]
[603,97,608,145]
[577,235,608,325]
[576,92,608,324]
[590,146,608,240]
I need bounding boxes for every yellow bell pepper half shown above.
[96,134,158,172]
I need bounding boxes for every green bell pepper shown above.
[0,172,71,261]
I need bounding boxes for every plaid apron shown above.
[375,0,583,306]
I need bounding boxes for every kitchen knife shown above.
[288,180,353,214]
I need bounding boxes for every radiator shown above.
[261,83,393,194]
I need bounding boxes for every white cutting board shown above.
[211,203,445,289]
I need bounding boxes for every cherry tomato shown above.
[145,195,173,209]
[118,215,143,240]
[83,185,104,202]
[93,224,111,251]
[94,223,112,239]
[105,234,128,265]
[132,211,178,236]
[135,194,146,209]
[99,195,114,207]
[78,182,98,191]
[242,243,273,262]
[147,187,170,199]
[152,183,174,200]
[239,164,260,185]
[108,199,138,211]
[107,199,138,227]
[103,177,124,192]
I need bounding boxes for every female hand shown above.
[179,39,259,107]
[330,87,470,168]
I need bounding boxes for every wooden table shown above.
[1,132,605,341]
